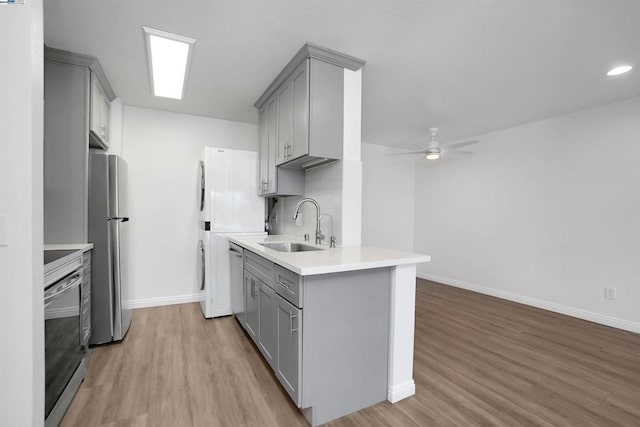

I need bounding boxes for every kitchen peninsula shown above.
[228,235,430,426]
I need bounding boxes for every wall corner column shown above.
[387,263,417,403]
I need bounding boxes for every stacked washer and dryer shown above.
[197,147,266,318]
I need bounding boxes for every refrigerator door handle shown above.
[110,219,122,339]
[108,217,130,222]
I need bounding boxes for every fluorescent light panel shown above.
[143,27,195,99]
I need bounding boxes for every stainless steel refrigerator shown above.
[88,154,132,344]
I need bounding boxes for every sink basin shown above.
[259,242,324,253]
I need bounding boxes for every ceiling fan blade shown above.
[441,150,474,158]
[444,139,479,150]
[388,150,428,156]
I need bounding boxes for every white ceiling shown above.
[44,0,640,147]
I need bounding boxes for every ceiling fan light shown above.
[425,152,440,160]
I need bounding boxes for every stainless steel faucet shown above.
[292,198,325,245]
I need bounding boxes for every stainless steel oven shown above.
[44,249,87,427]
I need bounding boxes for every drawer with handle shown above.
[244,250,275,287]
[274,264,303,308]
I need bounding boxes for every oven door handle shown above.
[44,273,82,306]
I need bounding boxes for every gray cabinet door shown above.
[89,72,110,150]
[276,295,302,407]
[308,58,344,160]
[44,60,91,244]
[258,282,277,368]
[81,274,91,347]
[266,97,278,194]
[258,107,269,195]
[229,244,245,323]
[291,60,309,161]
[244,271,259,342]
[276,81,292,166]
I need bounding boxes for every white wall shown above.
[121,106,258,306]
[0,0,45,424]
[361,143,415,252]
[415,96,640,331]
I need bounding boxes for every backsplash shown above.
[269,161,344,245]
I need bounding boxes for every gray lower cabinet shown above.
[275,295,302,406]
[240,249,388,426]
[80,250,92,347]
[258,281,277,368]
[244,271,259,342]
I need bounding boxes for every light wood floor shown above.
[62,280,640,426]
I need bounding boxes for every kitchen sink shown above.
[259,242,324,252]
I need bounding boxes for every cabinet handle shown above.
[276,281,294,295]
[276,281,290,289]
[289,309,298,338]
[251,278,257,298]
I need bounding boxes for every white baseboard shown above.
[387,380,415,403]
[417,273,640,334]
[124,293,201,310]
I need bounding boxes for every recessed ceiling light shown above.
[606,65,632,77]
[143,26,196,99]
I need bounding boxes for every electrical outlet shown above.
[604,286,616,300]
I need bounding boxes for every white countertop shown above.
[228,235,430,275]
[44,243,94,252]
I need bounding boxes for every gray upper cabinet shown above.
[258,105,270,195]
[258,98,275,195]
[276,82,293,165]
[279,58,344,169]
[290,62,309,161]
[90,74,111,149]
[44,46,115,244]
[257,95,304,197]
[255,43,365,173]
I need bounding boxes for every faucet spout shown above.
[292,198,324,245]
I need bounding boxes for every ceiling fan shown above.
[393,127,479,160]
